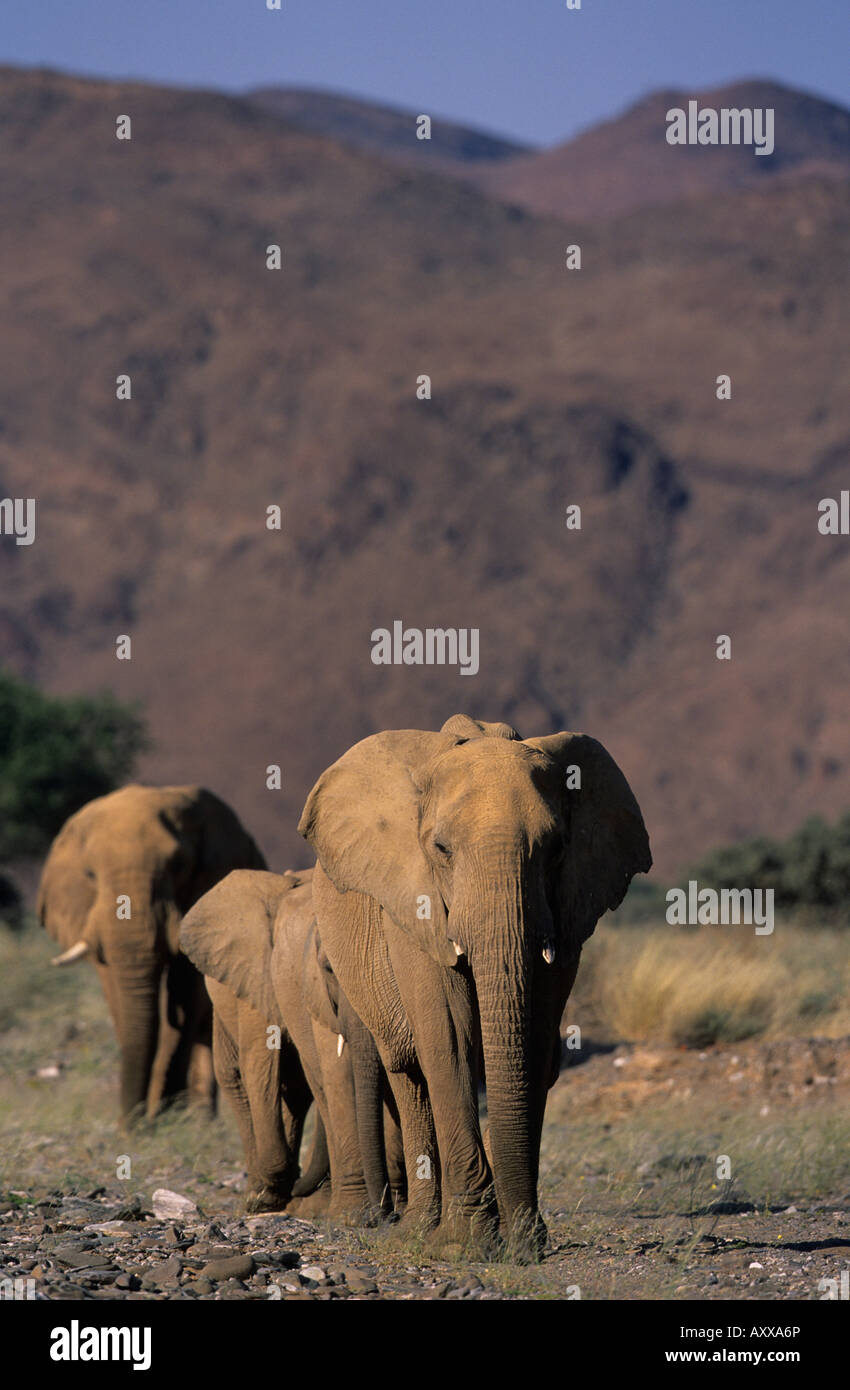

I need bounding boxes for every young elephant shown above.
[37,784,267,1124]
[180,867,403,1221]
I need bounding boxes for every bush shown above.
[0,873,23,929]
[687,813,850,923]
[0,670,148,860]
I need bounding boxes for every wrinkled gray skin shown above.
[180,868,404,1220]
[299,714,651,1261]
[37,785,266,1125]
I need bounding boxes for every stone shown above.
[343,1270,378,1294]
[151,1190,198,1220]
[200,1254,255,1282]
[51,1248,105,1269]
[184,1277,214,1297]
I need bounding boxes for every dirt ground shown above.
[2,1029,848,1301]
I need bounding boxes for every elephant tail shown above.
[291,1109,330,1196]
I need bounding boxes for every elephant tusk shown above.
[451,940,465,959]
[337,1034,345,1057]
[542,943,556,965]
[51,939,91,967]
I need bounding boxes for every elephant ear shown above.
[440,714,521,741]
[179,869,290,1022]
[524,733,652,954]
[37,809,98,952]
[298,730,459,967]
[166,788,268,910]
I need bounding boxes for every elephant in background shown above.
[299,713,651,1260]
[180,867,404,1222]
[37,784,266,1124]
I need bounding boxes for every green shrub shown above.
[686,813,850,923]
[0,669,148,859]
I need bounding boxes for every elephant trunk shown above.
[100,883,167,1123]
[114,959,162,1122]
[291,1111,330,1197]
[467,870,543,1260]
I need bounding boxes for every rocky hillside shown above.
[472,80,850,218]
[0,66,848,875]
[248,86,531,172]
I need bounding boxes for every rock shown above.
[184,1277,214,1297]
[141,1258,183,1289]
[51,1248,103,1269]
[152,1190,199,1220]
[300,1265,326,1282]
[343,1270,378,1294]
[82,1221,137,1238]
[200,1255,255,1282]
[114,1273,141,1291]
[457,1274,483,1291]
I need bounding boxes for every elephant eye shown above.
[434,840,452,858]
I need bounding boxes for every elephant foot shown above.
[286,1185,332,1218]
[378,1203,440,1251]
[500,1210,548,1265]
[327,1191,381,1228]
[427,1205,501,1262]
[245,1186,292,1214]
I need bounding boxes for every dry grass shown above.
[572,919,850,1047]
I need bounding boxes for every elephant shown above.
[298,713,651,1260]
[180,867,404,1222]
[37,784,266,1124]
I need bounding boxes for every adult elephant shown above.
[180,867,403,1221]
[37,785,266,1124]
[299,714,651,1260]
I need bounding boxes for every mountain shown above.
[247,86,532,173]
[1,66,849,878]
[471,80,850,219]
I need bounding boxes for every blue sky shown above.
[2,0,847,146]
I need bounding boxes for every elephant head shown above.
[38,784,266,1121]
[298,713,650,1244]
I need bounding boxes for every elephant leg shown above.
[341,995,392,1218]
[311,1020,372,1224]
[528,955,582,1195]
[236,1002,298,1209]
[383,1089,406,1211]
[212,1008,261,1190]
[147,953,198,1117]
[379,1063,441,1234]
[291,1108,330,1198]
[187,1040,216,1115]
[312,873,440,1231]
[383,917,494,1248]
[184,968,216,1114]
[278,1042,312,1179]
